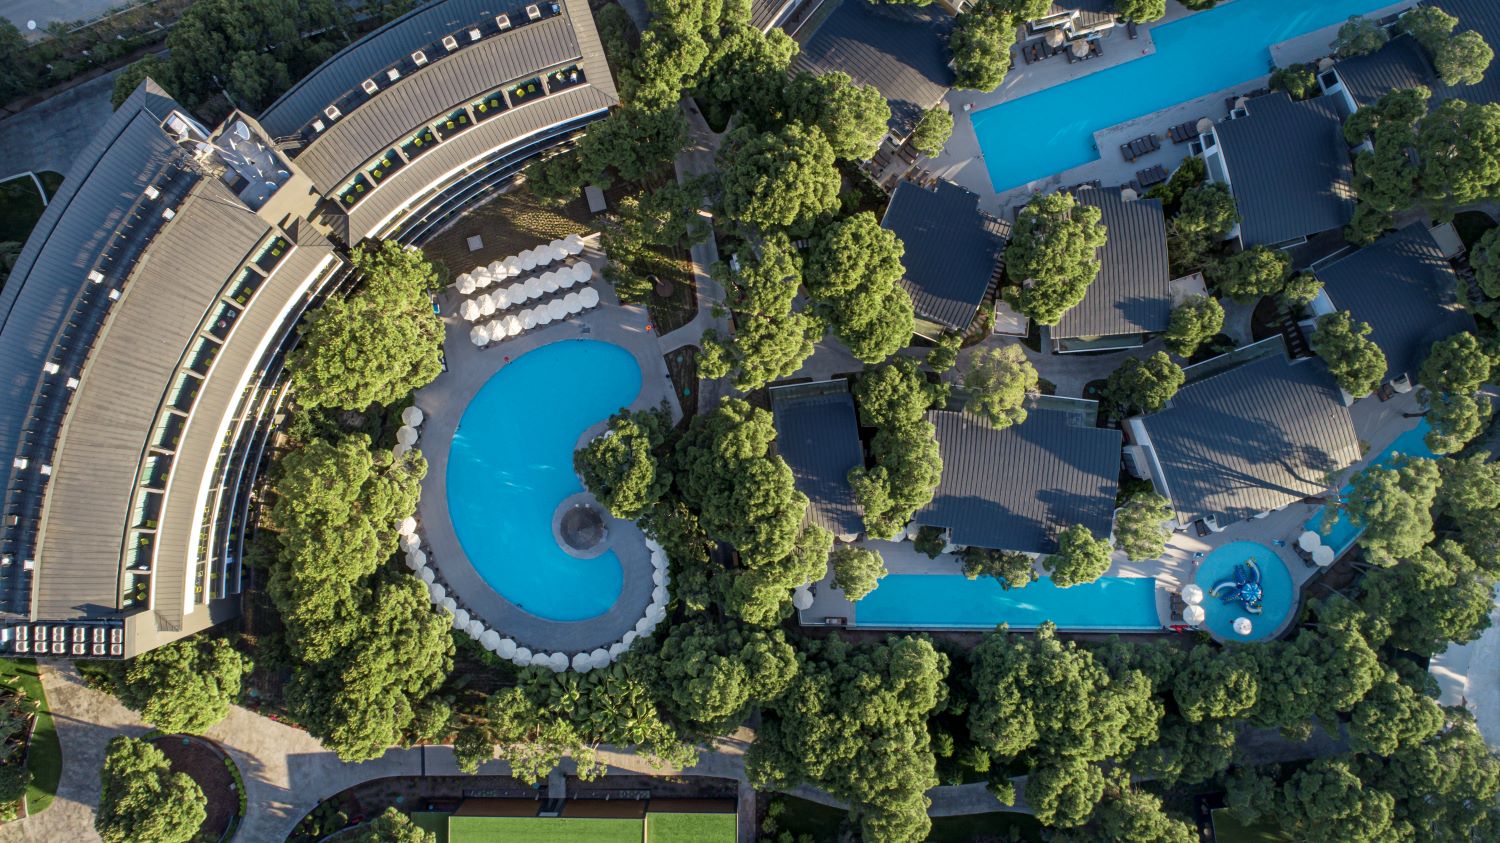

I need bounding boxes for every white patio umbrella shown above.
[1181,583,1203,605]
[419,566,435,584]
[472,269,493,289]
[548,652,569,672]
[441,597,456,613]
[428,582,445,603]
[492,286,513,310]
[458,299,479,322]
[497,638,517,659]
[477,294,497,317]
[547,238,567,255]
[398,515,418,535]
[508,282,530,303]
[651,568,668,586]
[579,286,600,308]
[651,553,668,571]
[480,629,501,651]
[521,309,538,330]
[651,585,669,604]
[539,271,561,293]
[401,406,424,427]
[504,315,523,337]
[1183,604,1206,626]
[572,261,594,283]
[621,630,638,646]
[393,442,411,460]
[469,324,490,346]
[396,425,418,446]
[1233,617,1253,636]
[1312,545,1335,566]
[456,273,476,294]
[546,298,568,321]
[488,260,508,276]
[608,641,628,658]
[792,588,815,611]
[589,648,610,668]
[1298,531,1322,551]
[571,652,591,672]
[564,233,584,254]
[563,292,583,314]
[406,549,427,569]
[513,646,532,664]
[524,277,544,299]
[466,619,484,639]
[518,249,538,271]
[647,605,668,623]
[452,608,470,630]
[634,616,653,636]
[400,532,421,551]
[501,256,521,275]
[549,244,568,263]
[403,553,420,571]
[533,309,553,327]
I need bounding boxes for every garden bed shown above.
[643,247,698,335]
[664,346,699,423]
[0,658,59,818]
[149,734,240,842]
[420,187,595,278]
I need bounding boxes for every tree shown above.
[1311,311,1387,396]
[1210,246,1290,302]
[719,123,841,232]
[1171,645,1258,722]
[1269,63,1318,100]
[1167,182,1239,274]
[786,71,891,161]
[962,345,1038,428]
[574,407,672,519]
[1421,332,1491,394]
[1148,156,1206,215]
[1113,0,1166,23]
[910,107,955,158]
[1417,99,1500,211]
[1027,758,1113,828]
[289,241,443,410]
[1006,192,1107,325]
[1273,758,1397,843]
[1103,352,1184,416]
[1401,5,1459,53]
[1347,666,1445,755]
[1055,788,1195,843]
[112,56,172,109]
[712,235,825,388]
[1280,272,1323,306]
[1044,525,1114,587]
[359,807,437,843]
[118,636,251,734]
[1163,295,1224,357]
[1435,455,1500,572]
[577,105,690,186]
[95,737,206,843]
[927,331,963,374]
[804,212,914,362]
[0,20,40,104]
[653,618,800,733]
[1332,16,1389,58]
[1426,391,1492,454]
[830,546,887,600]
[951,11,1017,92]
[1357,540,1494,656]
[849,360,946,539]
[1113,491,1172,562]
[694,25,797,130]
[1340,457,1440,564]
[960,546,1037,589]
[1363,712,1500,842]
[1437,30,1494,87]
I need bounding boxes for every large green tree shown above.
[1332,16,1389,58]
[910,107,955,158]
[951,8,1018,92]
[1417,98,1500,211]
[959,546,1037,589]
[1054,788,1195,843]
[95,737,206,843]
[1210,246,1291,302]
[1340,457,1440,564]
[1044,525,1115,588]
[574,407,673,519]
[289,241,443,411]
[1167,182,1239,274]
[1347,666,1445,756]
[1311,311,1388,396]
[786,71,892,161]
[652,618,800,733]
[118,635,252,734]
[694,25,798,130]
[1113,0,1167,23]
[1357,540,1494,656]
[804,212,915,362]
[1113,491,1173,562]
[962,345,1038,428]
[1363,712,1500,842]
[830,545,888,600]
[1164,295,1224,358]
[719,123,842,232]
[1103,352,1184,416]
[358,808,437,843]
[1006,192,1108,325]
[849,360,946,538]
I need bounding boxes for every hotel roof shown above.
[1434,0,1500,106]
[1055,187,1172,340]
[881,179,1004,333]
[770,384,865,539]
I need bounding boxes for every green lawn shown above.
[448,816,642,843]
[412,811,450,843]
[0,659,60,815]
[1211,808,1293,843]
[0,173,61,244]
[647,811,736,843]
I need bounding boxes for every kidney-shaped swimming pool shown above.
[446,340,641,621]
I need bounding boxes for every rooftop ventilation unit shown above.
[496,14,512,30]
[468,27,482,41]
[412,50,428,66]
[312,119,326,133]
[39,465,50,477]
[87,270,105,284]
[162,208,175,221]
[66,377,80,390]
[526,4,542,21]
[143,185,160,200]
[108,289,121,302]
[12,458,27,470]
[42,362,59,375]
[387,67,401,82]
[442,35,459,51]
[324,105,341,121]
[362,79,379,95]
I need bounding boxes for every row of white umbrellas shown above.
[391,527,671,673]
[458,261,594,322]
[1297,530,1337,566]
[453,235,586,294]
[392,405,424,460]
[1177,582,1252,635]
[469,286,600,346]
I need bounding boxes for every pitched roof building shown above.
[1053,187,1172,350]
[1125,341,1360,528]
[770,381,866,541]
[1433,0,1500,105]
[1202,92,1355,249]
[1312,224,1475,389]
[881,178,1005,337]
[915,404,1121,555]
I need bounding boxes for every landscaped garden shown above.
[147,734,243,842]
[0,658,59,820]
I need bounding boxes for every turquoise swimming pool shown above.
[972,0,1398,192]
[1305,420,1436,554]
[1193,541,1294,642]
[854,574,1161,630]
[446,340,641,621]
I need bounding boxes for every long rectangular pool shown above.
[1305,420,1435,554]
[855,574,1161,630]
[972,0,1401,192]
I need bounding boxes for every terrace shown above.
[436,107,475,139]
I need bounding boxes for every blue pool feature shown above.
[1193,542,1294,642]
[1305,421,1436,554]
[971,0,1400,192]
[854,574,1161,630]
[446,340,641,621]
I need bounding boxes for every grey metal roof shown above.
[1045,1,1115,28]
[292,14,587,192]
[1315,223,1475,383]
[881,179,1003,333]
[1334,35,1442,108]
[770,386,865,538]
[916,408,1121,555]
[1215,92,1355,247]
[1139,350,1359,526]
[751,0,801,31]
[34,177,269,619]
[792,0,956,138]
[1055,187,1171,340]
[1435,0,1500,106]
[346,83,614,239]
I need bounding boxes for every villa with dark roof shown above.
[1200,92,1355,249]
[1053,187,1172,352]
[1323,0,1500,114]
[913,404,1121,556]
[1310,224,1475,392]
[769,381,866,542]
[881,178,1006,338]
[1125,340,1360,530]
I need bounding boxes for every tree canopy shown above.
[1113,491,1173,562]
[1332,16,1389,58]
[849,360,947,539]
[804,212,915,363]
[1006,192,1107,325]
[95,737,206,843]
[831,545,888,600]
[652,617,800,733]
[719,123,842,233]
[289,241,443,411]
[358,808,437,843]
[787,71,892,162]
[1210,246,1291,302]
[962,345,1038,428]
[1167,182,1239,274]
[574,407,673,519]
[960,547,1038,589]
[1163,295,1225,358]
[706,236,825,389]
[1417,99,1500,211]
[910,107,955,158]
[1103,352,1184,416]
[118,636,252,735]
[951,7,1018,92]
[1044,525,1115,588]
[1311,311,1388,396]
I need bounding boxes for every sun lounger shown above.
[1127,21,1139,40]
[1089,41,1102,59]
[1136,165,1169,187]
[1168,120,1204,144]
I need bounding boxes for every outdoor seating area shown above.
[1135,164,1169,187]
[1167,118,1207,144]
[1020,28,1103,66]
[449,234,603,347]
[1120,133,1160,162]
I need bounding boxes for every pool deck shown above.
[410,242,681,654]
